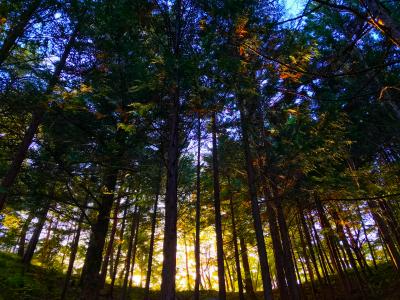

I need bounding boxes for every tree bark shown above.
[211,112,226,300]
[121,207,140,300]
[0,24,79,212]
[144,185,160,300]
[18,213,34,257]
[99,196,121,288]
[228,185,245,300]
[238,98,273,300]
[0,0,42,66]
[61,207,86,300]
[79,172,118,300]
[239,237,257,299]
[22,201,50,267]
[194,115,201,300]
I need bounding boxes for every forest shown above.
[0,0,399,299]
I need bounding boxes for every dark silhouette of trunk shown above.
[275,199,300,300]
[80,172,118,300]
[121,207,140,300]
[18,213,34,257]
[211,112,226,300]
[359,207,377,269]
[22,201,50,267]
[368,200,400,270]
[364,0,400,47]
[0,0,42,66]
[144,183,160,300]
[160,87,180,300]
[238,98,273,300]
[297,214,317,298]
[264,197,289,300]
[61,207,86,300]
[239,237,257,299]
[315,196,351,293]
[224,253,233,292]
[110,202,129,294]
[228,184,245,300]
[99,197,121,288]
[194,115,201,300]
[0,24,79,212]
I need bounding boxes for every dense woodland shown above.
[0,0,400,299]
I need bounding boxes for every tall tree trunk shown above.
[0,24,79,212]
[79,172,118,300]
[18,213,34,257]
[160,90,180,300]
[61,207,86,300]
[275,198,300,299]
[368,200,400,270]
[264,197,289,300]
[364,0,400,47]
[99,196,121,288]
[110,202,129,295]
[239,237,257,299]
[22,201,50,267]
[228,185,245,300]
[238,99,273,300]
[315,196,350,293]
[194,115,202,300]
[211,112,226,300]
[0,0,42,66]
[121,207,140,300]
[144,184,160,300]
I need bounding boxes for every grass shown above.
[0,252,398,299]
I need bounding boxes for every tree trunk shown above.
[211,112,226,300]
[238,99,273,300]
[0,0,42,66]
[228,185,245,300]
[264,197,289,300]
[144,185,160,300]
[99,196,121,288]
[364,0,400,47]
[239,237,257,299]
[0,24,79,212]
[121,207,140,300]
[194,114,201,300]
[274,199,300,299]
[22,201,50,267]
[79,172,118,300]
[61,208,86,300]
[18,213,34,257]
[110,202,129,295]
[160,89,180,300]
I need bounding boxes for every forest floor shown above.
[0,252,399,300]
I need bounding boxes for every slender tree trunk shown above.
[359,208,377,269]
[99,197,121,288]
[364,0,400,47]
[110,202,129,295]
[160,90,180,300]
[368,200,400,270]
[80,172,118,300]
[194,115,202,300]
[239,237,257,299]
[0,0,42,66]
[228,185,245,300]
[18,213,34,257]
[121,207,140,300]
[315,196,350,293]
[0,24,79,212]
[22,202,50,267]
[144,185,160,300]
[238,99,273,300]
[61,208,86,300]
[211,112,226,300]
[264,197,289,300]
